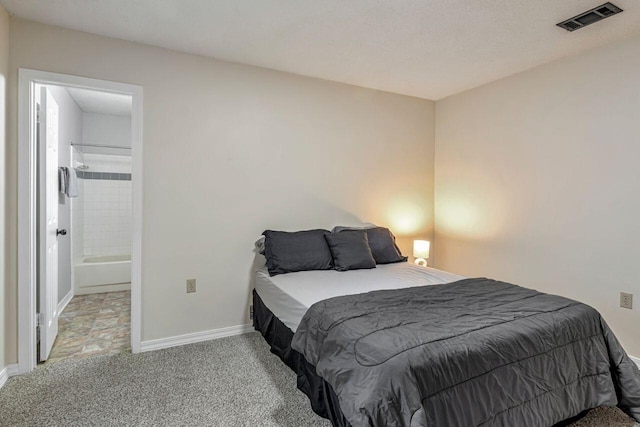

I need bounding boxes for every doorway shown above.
[18,69,143,374]
[37,83,134,363]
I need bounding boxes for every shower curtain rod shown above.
[71,143,131,150]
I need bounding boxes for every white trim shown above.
[56,289,73,316]
[69,166,76,309]
[0,364,20,389]
[140,324,254,353]
[0,366,9,388]
[18,69,143,375]
[17,69,37,374]
[631,356,640,369]
[130,79,143,354]
[74,283,131,295]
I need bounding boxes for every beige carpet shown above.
[570,406,637,426]
[0,333,637,426]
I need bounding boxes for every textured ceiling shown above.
[4,0,640,100]
[65,87,132,116]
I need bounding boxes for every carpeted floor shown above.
[0,332,636,426]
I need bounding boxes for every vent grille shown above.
[557,2,623,32]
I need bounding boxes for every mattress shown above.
[254,262,464,332]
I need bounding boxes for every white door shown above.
[38,87,60,361]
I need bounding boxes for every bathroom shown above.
[39,84,133,363]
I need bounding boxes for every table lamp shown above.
[413,240,430,267]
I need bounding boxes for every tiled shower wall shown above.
[80,153,132,257]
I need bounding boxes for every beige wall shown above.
[2,12,637,370]
[435,34,640,355]
[0,5,8,371]
[4,18,435,360]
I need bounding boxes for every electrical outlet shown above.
[250,305,254,320]
[620,292,633,309]
[186,279,196,293]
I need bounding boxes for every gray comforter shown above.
[291,278,640,427]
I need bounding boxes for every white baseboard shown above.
[0,364,20,389]
[0,366,8,389]
[631,356,640,369]
[140,324,254,353]
[57,289,74,315]
[75,282,131,295]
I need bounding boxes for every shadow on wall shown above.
[243,193,367,321]
[242,190,432,318]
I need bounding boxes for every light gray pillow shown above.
[255,236,266,255]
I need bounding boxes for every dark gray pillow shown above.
[324,230,376,272]
[339,227,407,264]
[331,223,377,233]
[262,229,333,276]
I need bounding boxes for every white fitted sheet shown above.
[254,262,465,332]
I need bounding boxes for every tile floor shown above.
[45,290,131,363]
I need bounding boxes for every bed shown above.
[254,262,463,426]
[252,229,640,426]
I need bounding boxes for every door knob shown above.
[56,229,67,236]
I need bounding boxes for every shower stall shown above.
[71,146,132,294]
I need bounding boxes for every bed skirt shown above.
[251,289,587,427]
[252,289,350,426]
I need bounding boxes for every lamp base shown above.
[414,258,427,267]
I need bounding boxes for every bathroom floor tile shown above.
[43,291,130,364]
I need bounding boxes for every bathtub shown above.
[75,254,131,294]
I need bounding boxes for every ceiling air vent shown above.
[557,2,623,32]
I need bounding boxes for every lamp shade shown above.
[413,240,430,259]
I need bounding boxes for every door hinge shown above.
[36,312,44,327]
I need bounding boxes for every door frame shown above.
[17,68,143,374]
